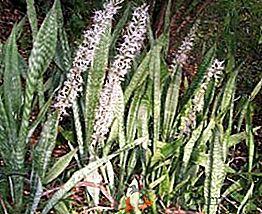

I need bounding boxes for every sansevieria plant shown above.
[0,0,261,213]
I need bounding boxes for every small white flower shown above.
[175,20,199,66]
[206,59,224,82]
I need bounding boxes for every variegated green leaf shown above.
[85,26,111,148]
[220,70,237,118]
[41,139,143,214]
[245,103,254,172]
[183,122,204,170]
[227,127,260,148]
[72,101,84,159]
[204,127,225,214]
[150,42,162,154]
[0,96,12,164]
[182,45,216,105]
[126,85,144,144]
[55,27,71,72]
[26,173,43,214]
[33,112,59,179]
[162,65,182,140]
[19,0,58,140]
[26,0,38,39]
[19,0,58,146]
[221,179,242,199]
[250,78,262,101]
[124,51,151,103]
[4,25,21,123]
[43,148,77,184]
[54,201,70,214]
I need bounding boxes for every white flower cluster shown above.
[179,59,224,135]
[92,4,149,145]
[178,103,197,135]
[192,59,224,112]
[175,20,199,67]
[205,58,224,84]
[53,0,122,116]
[111,4,148,79]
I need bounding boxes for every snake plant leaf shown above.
[104,161,115,191]
[237,99,249,132]
[84,25,111,147]
[26,0,38,39]
[54,201,70,214]
[126,148,138,178]
[26,173,43,214]
[19,0,58,145]
[124,51,151,103]
[204,127,225,214]
[159,166,170,197]
[182,45,216,105]
[54,0,71,71]
[33,112,59,180]
[149,175,167,189]
[245,103,254,173]
[227,127,260,148]
[28,112,59,213]
[0,43,3,76]
[182,122,204,170]
[137,99,150,138]
[4,25,21,124]
[0,96,11,162]
[41,140,143,214]
[43,148,77,184]
[126,84,144,144]
[237,182,254,214]
[114,84,126,149]
[203,80,216,118]
[55,27,71,72]
[104,119,118,155]
[250,78,262,101]
[27,95,54,140]
[150,42,162,154]
[219,69,237,118]
[137,99,150,169]
[18,52,28,79]
[163,0,172,35]
[16,16,26,40]
[162,65,182,140]
[72,101,84,158]
[221,179,242,199]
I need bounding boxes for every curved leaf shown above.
[33,112,59,179]
[19,0,58,145]
[204,127,225,214]
[4,25,21,124]
[43,148,77,184]
[124,51,151,103]
[41,139,144,214]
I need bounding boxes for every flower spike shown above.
[53,0,122,116]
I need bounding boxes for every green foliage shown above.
[0,1,261,214]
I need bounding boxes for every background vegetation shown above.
[0,0,261,213]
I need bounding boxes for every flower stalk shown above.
[92,4,149,145]
[179,59,224,135]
